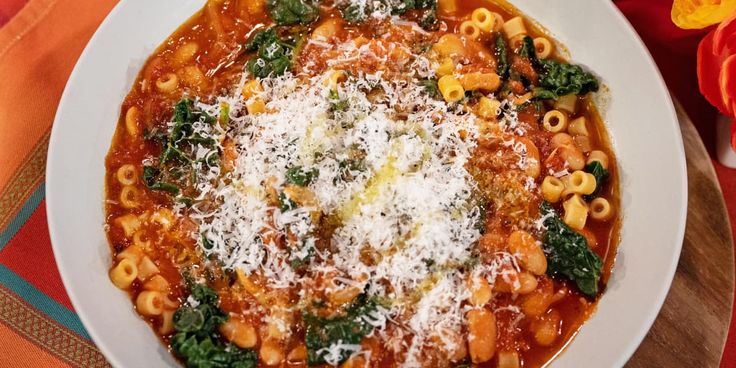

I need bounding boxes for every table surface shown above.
[626,100,735,367]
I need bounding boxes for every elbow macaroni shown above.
[471,8,495,33]
[502,16,527,39]
[542,110,568,133]
[438,75,465,103]
[563,194,588,230]
[109,259,137,289]
[534,37,553,59]
[590,197,614,221]
[460,21,481,40]
[541,176,565,203]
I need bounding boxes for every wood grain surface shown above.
[626,101,735,368]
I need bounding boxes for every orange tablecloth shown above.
[0,0,733,367]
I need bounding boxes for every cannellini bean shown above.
[551,132,574,148]
[342,355,366,368]
[519,138,541,178]
[507,230,547,275]
[497,351,520,368]
[532,309,562,346]
[559,145,586,170]
[467,309,497,363]
[468,276,493,306]
[521,278,557,317]
[219,317,257,348]
[286,344,307,363]
[517,272,538,295]
[260,339,284,366]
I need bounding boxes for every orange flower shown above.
[698,13,736,149]
[672,0,736,29]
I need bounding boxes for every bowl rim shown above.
[45,1,688,367]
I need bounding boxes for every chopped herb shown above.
[303,294,381,365]
[171,284,257,368]
[267,0,319,25]
[584,161,609,200]
[540,202,603,297]
[286,166,318,186]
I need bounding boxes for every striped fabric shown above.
[0,0,116,366]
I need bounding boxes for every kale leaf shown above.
[418,78,440,99]
[494,35,510,80]
[171,284,257,368]
[245,28,296,78]
[328,90,349,112]
[141,99,221,200]
[303,294,381,365]
[267,0,319,26]
[514,36,599,100]
[533,59,600,100]
[142,165,180,195]
[584,161,609,200]
[286,166,319,186]
[540,202,603,297]
[340,0,437,29]
[278,192,297,212]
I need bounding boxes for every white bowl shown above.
[46,0,687,367]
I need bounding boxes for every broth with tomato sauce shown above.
[105,1,620,367]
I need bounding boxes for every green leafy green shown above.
[584,161,609,200]
[494,35,510,79]
[340,0,437,29]
[303,294,381,365]
[245,28,296,78]
[278,192,297,212]
[142,165,181,195]
[533,59,600,100]
[267,0,319,25]
[540,202,603,297]
[418,78,440,99]
[514,36,599,100]
[286,166,318,186]
[171,284,257,368]
[328,89,349,112]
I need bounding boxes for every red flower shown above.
[698,12,736,149]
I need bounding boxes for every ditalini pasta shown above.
[103,1,620,367]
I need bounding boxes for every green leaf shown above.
[340,0,437,29]
[278,192,297,212]
[518,35,541,69]
[495,35,510,80]
[173,307,205,333]
[541,202,603,296]
[285,166,318,186]
[303,295,381,365]
[171,284,257,368]
[245,28,295,78]
[418,78,440,99]
[328,89,349,112]
[267,0,319,26]
[584,161,609,200]
[142,165,180,195]
[533,59,599,100]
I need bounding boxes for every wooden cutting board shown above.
[626,101,735,367]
